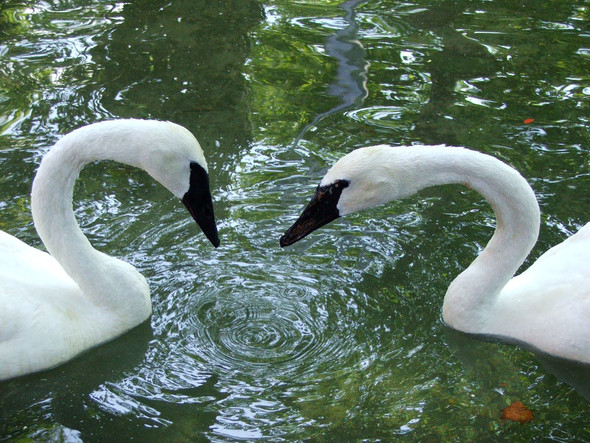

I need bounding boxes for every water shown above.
[1,0,590,440]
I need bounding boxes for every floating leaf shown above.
[501,401,533,424]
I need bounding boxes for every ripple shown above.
[346,106,409,130]
[177,268,358,382]
[187,290,319,374]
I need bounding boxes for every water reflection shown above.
[536,355,590,402]
[294,0,369,145]
[405,5,498,145]
[81,0,263,175]
[445,328,590,402]
[0,323,153,439]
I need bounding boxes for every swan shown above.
[280,144,590,364]
[0,119,220,381]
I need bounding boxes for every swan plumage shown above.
[0,119,219,380]
[280,144,590,364]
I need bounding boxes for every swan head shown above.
[280,145,403,247]
[136,121,220,248]
[61,119,221,247]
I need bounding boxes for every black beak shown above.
[182,162,220,248]
[280,179,349,247]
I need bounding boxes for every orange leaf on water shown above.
[523,118,535,124]
[501,401,533,424]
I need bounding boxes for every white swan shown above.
[280,145,590,364]
[0,119,220,381]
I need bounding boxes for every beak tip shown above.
[206,229,221,248]
[279,230,304,248]
[279,236,288,248]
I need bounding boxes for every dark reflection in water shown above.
[414,32,498,144]
[536,355,590,402]
[1,323,152,439]
[86,0,263,156]
[445,328,590,402]
[9,0,263,177]
[404,4,498,145]
[295,0,369,145]
[409,1,588,145]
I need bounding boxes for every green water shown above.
[1,0,590,440]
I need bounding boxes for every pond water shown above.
[1,0,590,440]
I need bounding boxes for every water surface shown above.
[1,0,590,440]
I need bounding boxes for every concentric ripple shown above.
[198,296,313,366]
[179,276,354,379]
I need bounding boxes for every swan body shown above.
[0,119,219,380]
[280,145,590,364]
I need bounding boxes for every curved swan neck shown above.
[31,140,95,274]
[386,146,540,331]
[30,121,159,314]
[332,145,540,331]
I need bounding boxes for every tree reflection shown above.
[84,0,263,171]
[294,0,369,146]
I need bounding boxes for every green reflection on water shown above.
[1,0,590,441]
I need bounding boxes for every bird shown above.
[280,144,590,364]
[0,119,220,381]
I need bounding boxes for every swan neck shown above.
[30,127,150,315]
[31,143,92,270]
[411,147,541,332]
[351,146,540,332]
